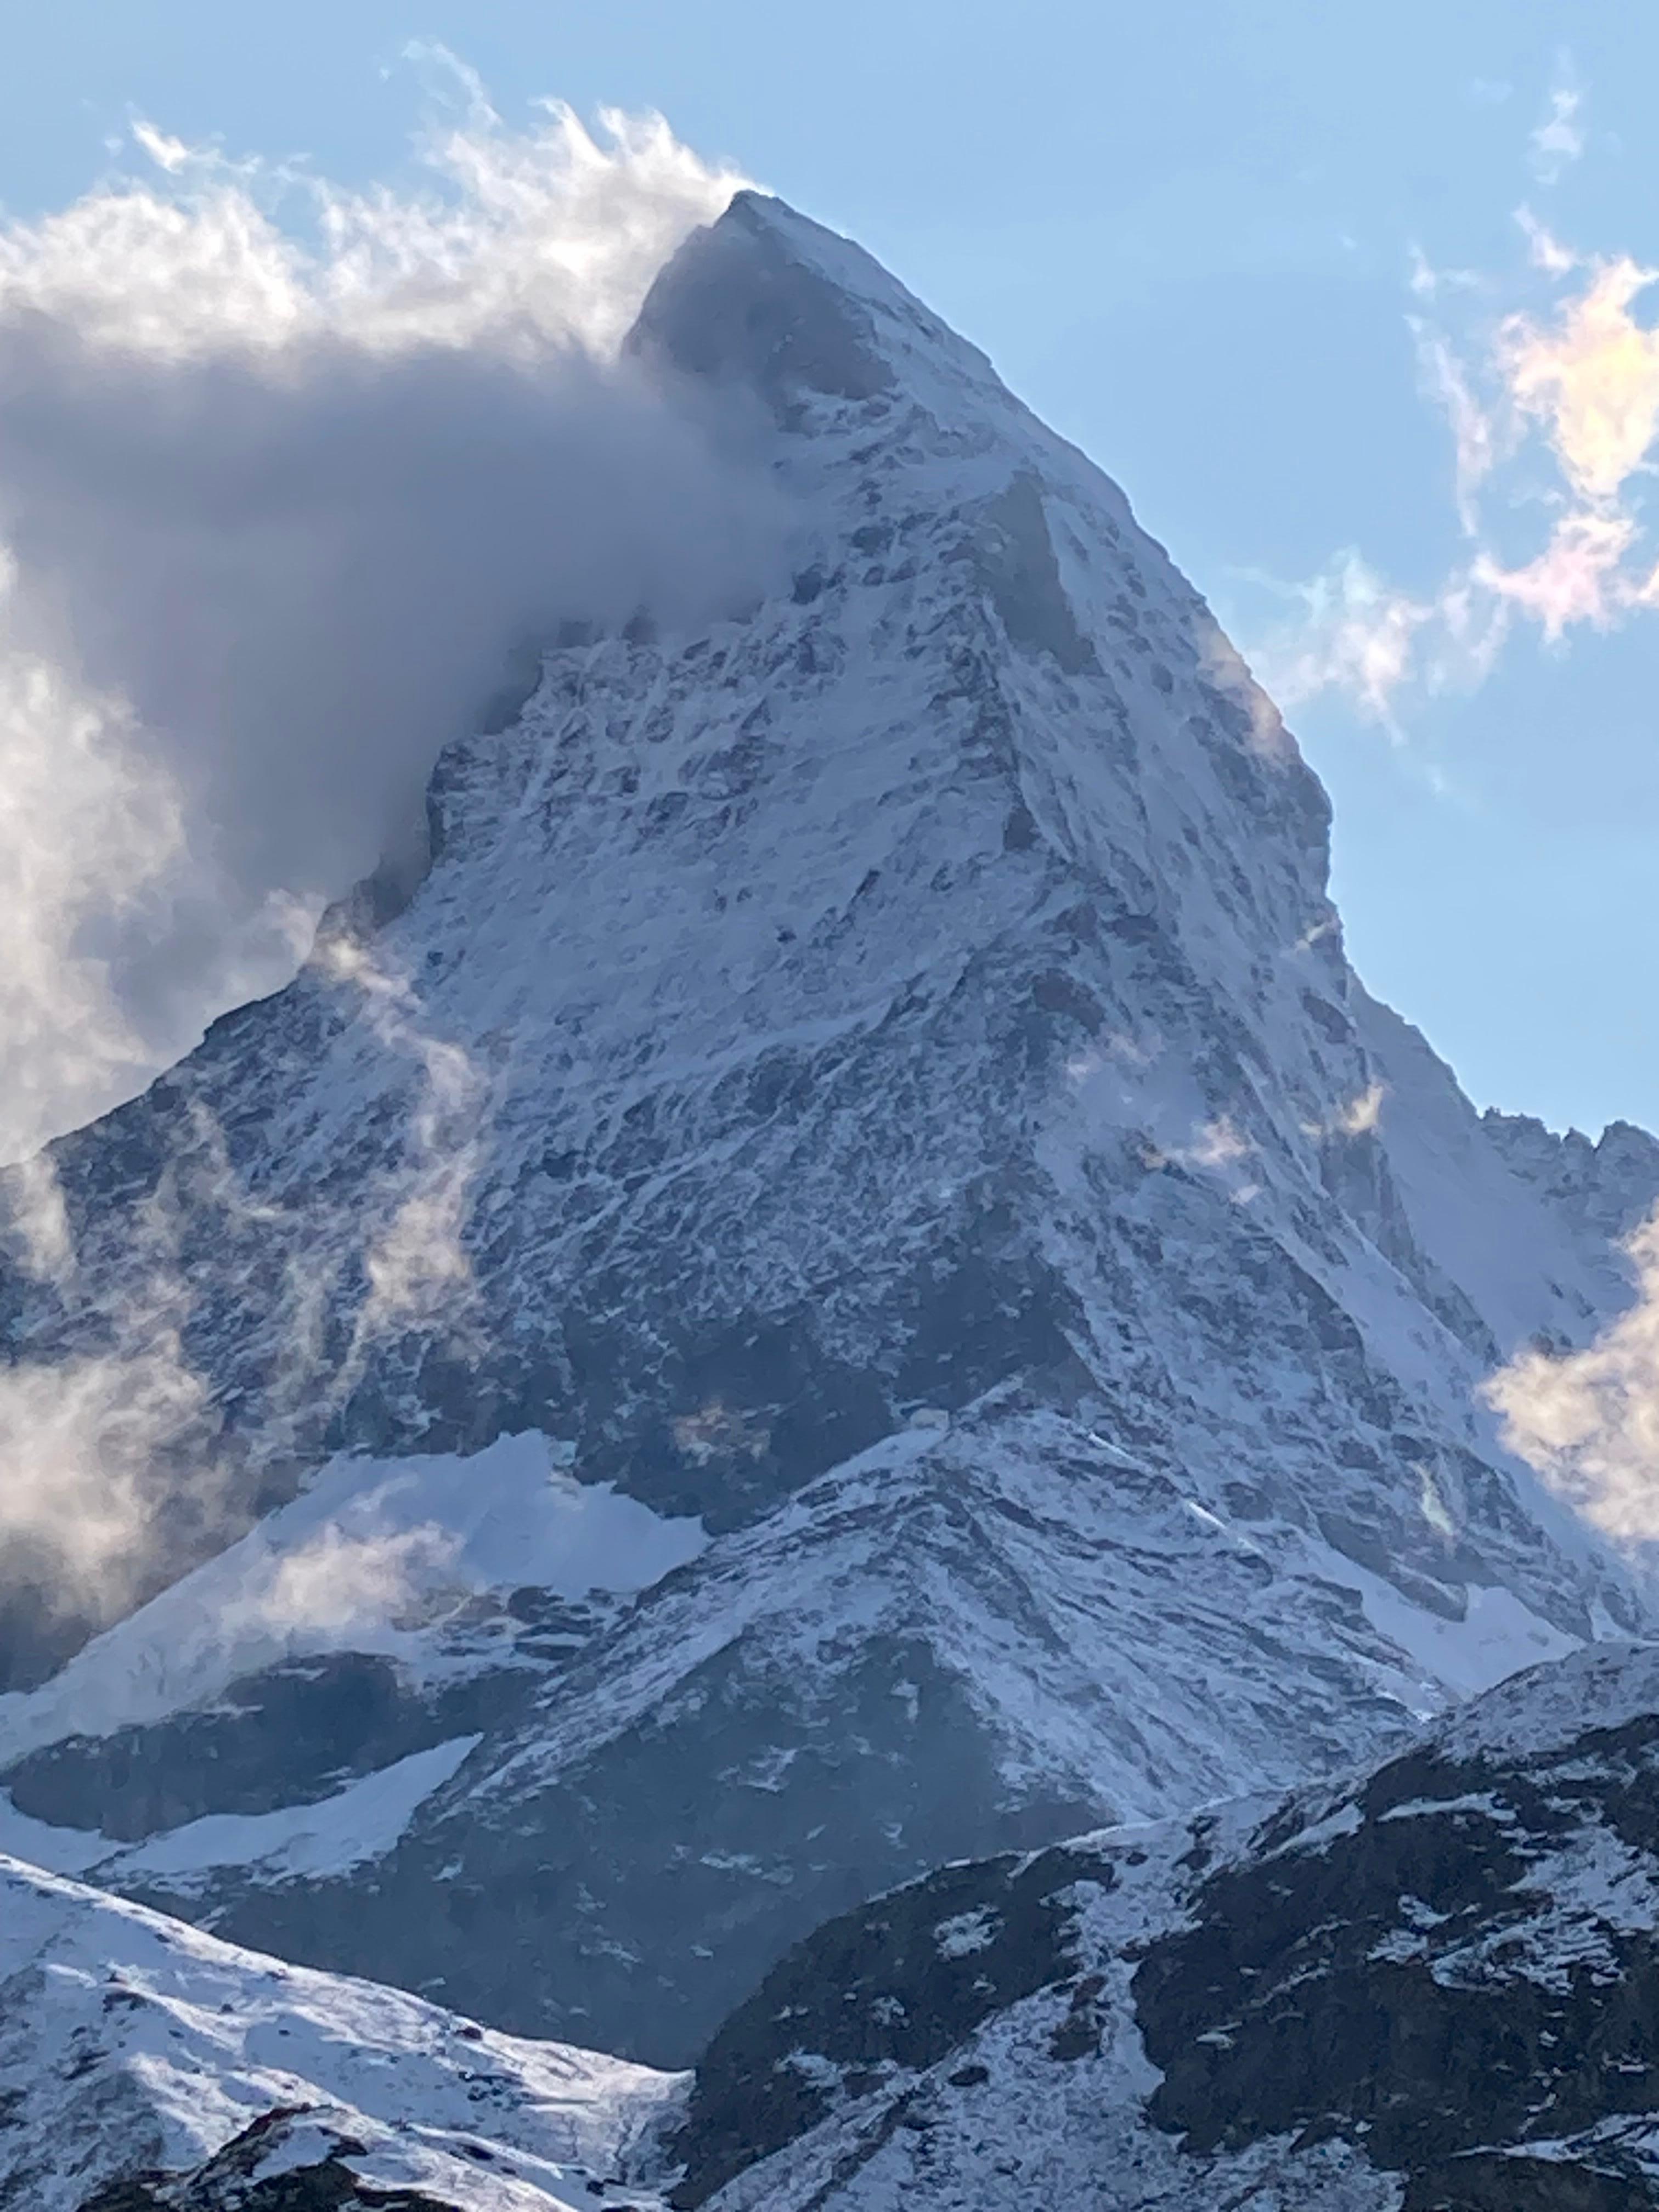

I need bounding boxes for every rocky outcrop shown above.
[671,1642,1659,2208]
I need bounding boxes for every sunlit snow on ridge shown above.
[0,1432,705,1760]
[0,1852,680,2212]
[0,1733,482,1885]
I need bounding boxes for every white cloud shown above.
[1242,551,1434,729]
[320,937,486,1348]
[129,120,192,176]
[1187,1117,1252,1169]
[1300,1081,1387,1142]
[0,1318,215,1615]
[1336,1081,1386,1136]
[1498,253,1659,505]
[1406,245,1482,303]
[1244,99,1659,737]
[1485,1208,1659,1546]
[1472,509,1636,641]
[245,1518,461,1637]
[1409,320,1499,535]
[1529,74,1585,184]
[0,1152,72,1284]
[1517,205,1578,277]
[0,78,786,1165]
[0,636,183,1163]
[1145,1115,1255,1177]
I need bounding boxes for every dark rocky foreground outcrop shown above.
[15,1645,1659,2209]
[78,2107,462,2211]
[668,1641,1659,2209]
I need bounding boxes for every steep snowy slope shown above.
[672,1639,1659,2211]
[0,1853,678,2211]
[1,191,1656,2065]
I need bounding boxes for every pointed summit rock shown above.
[0,199,1655,2065]
[627,191,901,403]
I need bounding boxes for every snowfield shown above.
[0,1853,681,2210]
[0,1432,706,1762]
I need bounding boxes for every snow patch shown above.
[933,1907,1000,1959]
[0,1433,704,1758]
[114,1734,482,1888]
[1298,1537,1581,1708]
[0,1736,481,1889]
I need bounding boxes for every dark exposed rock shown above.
[1135,1721,1659,2169]
[628,190,894,409]
[1400,2154,1657,2212]
[72,2107,466,2210]
[653,1647,1659,2208]
[670,1842,1108,2203]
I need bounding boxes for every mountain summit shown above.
[1,194,1655,2066]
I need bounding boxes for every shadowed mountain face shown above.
[1,192,1656,2068]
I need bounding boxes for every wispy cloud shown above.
[1516,207,1579,278]
[1335,1081,1387,1136]
[1485,1208,1659,1545]
[0,1288,218,1617]
[0,951,484,1637]
[1409,320,1499,535]
[1299,1080,1387,1142]
[128,120,192,176]
[1528,70,1585,185]
[1242,552,1434,733]
[1472,509,1637,641]
[1243,68,1659,735]
[321,935,486,1352]
[241,1516,461,1638]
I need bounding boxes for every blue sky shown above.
[3,1,1654,1139]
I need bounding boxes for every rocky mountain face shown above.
[1,191,1657,2078]
[671,1639,1659,2211]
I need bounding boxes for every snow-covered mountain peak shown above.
[3,196,1657,2067]
[619,195,1347,1138]
[630,189,1001,417]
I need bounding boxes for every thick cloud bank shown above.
[0,83,783,1162]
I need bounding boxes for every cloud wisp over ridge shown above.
[1486,1207,1659,1553]
[0,65,787,1165]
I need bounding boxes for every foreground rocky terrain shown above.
[16,1640,1659,2209]
[674,1640,1659,2210]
